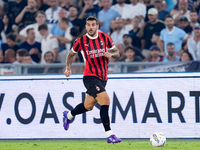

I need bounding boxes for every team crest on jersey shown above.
[100,41,103,45]
[95,85,100,91]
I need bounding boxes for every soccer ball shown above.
[150,132,166,147]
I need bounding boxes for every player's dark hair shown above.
[60,17,69,24]
[38,23,48,31]
[6,33,16,41]
[23,53,31,57]
[165,14,173,21]
[167,42,174,47]
[181,51,193,61]
[69,5,79,11]
[26,28,34,34]
[124,46,136,52]
[44,51,54,57]
[16,49,28,56]
[35,10,46,18]
[5,49,15,57]
[86,16,98,24]
[190,9,198,14]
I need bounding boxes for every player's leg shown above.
[84,94,97,110]
[96,91,121,143]
[63,94,97,130]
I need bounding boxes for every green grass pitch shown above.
[0,139,200,150]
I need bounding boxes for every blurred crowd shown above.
[0,0,200,73]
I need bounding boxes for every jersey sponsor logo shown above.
[86,49,105,58]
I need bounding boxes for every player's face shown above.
[180,20,188,28]
[85,20,99,37]
[84,0,94,6]
[39,29,46,36]
[115,18,123,30]
[49,0,58,7]
[3,15,9,25]
[181,53,190,61]
[69,7,78,17]
[28,0,37,9]
[35,14,46,24]
[179,1,188,10]
[190,12,198,22]
[150,49,159,58]
[110,19,116,30]
[59,9,67,17]
[165,18,174,28]
[23,56,32,64]
[148,14,157,23]
[102,0,111,9]
[167,45,175,55]
[27,29,35,40]
[132,18,139,27]
[7,39,15,47]
[125,49,135,59]
[194,28,200,37]
[44,53,54,63]
[16,54,23,63]
[130,0,138,5]
[154,2,162,8]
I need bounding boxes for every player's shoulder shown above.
[98,31,110,38]
[75,34,86,42]
[160,28,167,34]
[73,35,84,45]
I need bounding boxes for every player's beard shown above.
[88,29,97,37]
[167,24,174,30]
[168,52,174,56]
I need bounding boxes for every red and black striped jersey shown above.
[72,31,115,80]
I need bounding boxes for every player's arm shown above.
[15,6,29,23]
[159,39,165,56]
[64,50,76,77]
[51,35,71,43]
[104,46,119,59]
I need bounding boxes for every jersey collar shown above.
[86,32,99,39]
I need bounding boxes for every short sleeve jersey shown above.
[72,32,115,80]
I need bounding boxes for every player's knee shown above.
[101,98,110,105]
[85,105,94,111]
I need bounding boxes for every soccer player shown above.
[63,16,121,143]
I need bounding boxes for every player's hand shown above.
[83,4,90,11]
[23,6,30,13]
[104,52,112,58]
[64,68,71,77]
[29,48,38,54]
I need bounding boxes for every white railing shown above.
[0,61,195,75]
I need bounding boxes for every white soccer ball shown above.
[150,132,166,147]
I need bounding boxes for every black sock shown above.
[100,105,111,132]
[71,103,88,116]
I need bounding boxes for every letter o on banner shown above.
[15,93,36,124]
